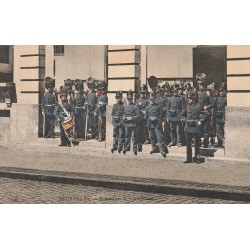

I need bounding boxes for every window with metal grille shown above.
[54,45,64,56]
[0,46,10,64]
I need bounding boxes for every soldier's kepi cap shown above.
[139,84,148,93]
[115,91,123,99]
[127,89,133,99]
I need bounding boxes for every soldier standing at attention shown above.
[214,83,227,148]
[54,89,74,147]
[167,85,184,147]
[196,73,214,148]
[181,87,207,164]
[123,91,140,155]
[111,91,125,153]
[145,92,169,158]
[73,80,86,139]
[161,83,172,145]
[95,86,108,141]
[136,84,149,151]
[86,77,98,139]
[41,77,56,138]
[178,83,189,146]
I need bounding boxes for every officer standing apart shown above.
[123,91,140,155]
[214,83,227,148]
[145,92,169,158]
[54,89,74,147]
[181,87,207,164]
[167,85,184,147]
[41,77,56,138]
[86,77,98,139]
[95,85,108,141]
[136,84,149,151]
[73,80,86,139]
[111,91,125,153]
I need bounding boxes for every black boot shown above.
[195,154,201,164]
[184,146,192,163]
[161,152,167,158]
[138,144,142,152]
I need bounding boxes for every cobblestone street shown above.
[0,177,245,204]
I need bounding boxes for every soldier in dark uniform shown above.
[167,86,184,147]
[136,84,149,151]
[214,84,227,148]
[54,89,74,147]
[111,91,125,153]
[73,80,86,139]
[95,86,108,141]
[178,83,189,146]
[196,74,214,148]
[161,83,172,145]
[181,87,207,164]
[123,91,140,155]
[86,77,98,139]
[41,77,56,138]
[145,92,169,158]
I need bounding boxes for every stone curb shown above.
[0,166,249,203]
[9,143,250,164]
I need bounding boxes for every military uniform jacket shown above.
[96,94,108,117]
[167,95,183,122]
[123,103,140,128]
[197,91,214,110]
[112,103,124,126]
[73,92,85,115]
[86,91,97,112]
[41,92,56,115]
[214,96,227,123]
[136,97,149,121]
[180,94,188,110]
[155,96,167,120]
[145,103,161,128]
[136,97,149,111]
[183,104,207,134]
[54,101,74,121]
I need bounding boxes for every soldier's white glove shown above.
[82,106,86,109]
[94,112,97,116]
[197,120,202,127]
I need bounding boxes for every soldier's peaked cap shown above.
[115,91,123,98]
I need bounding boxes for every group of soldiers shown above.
[41,73,227,163]
[41,77,107,147]
[111,73,227,164]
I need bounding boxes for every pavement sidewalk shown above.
[0,138,250,202]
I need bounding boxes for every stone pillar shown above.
[13,45,45,138]
[225,46,250,159]
[105,45,142,151]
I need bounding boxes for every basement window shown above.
[54,45,64,56]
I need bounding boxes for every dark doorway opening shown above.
[193,46,227,87]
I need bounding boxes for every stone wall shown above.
[0,104,39,146]
[225,106,250,159]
